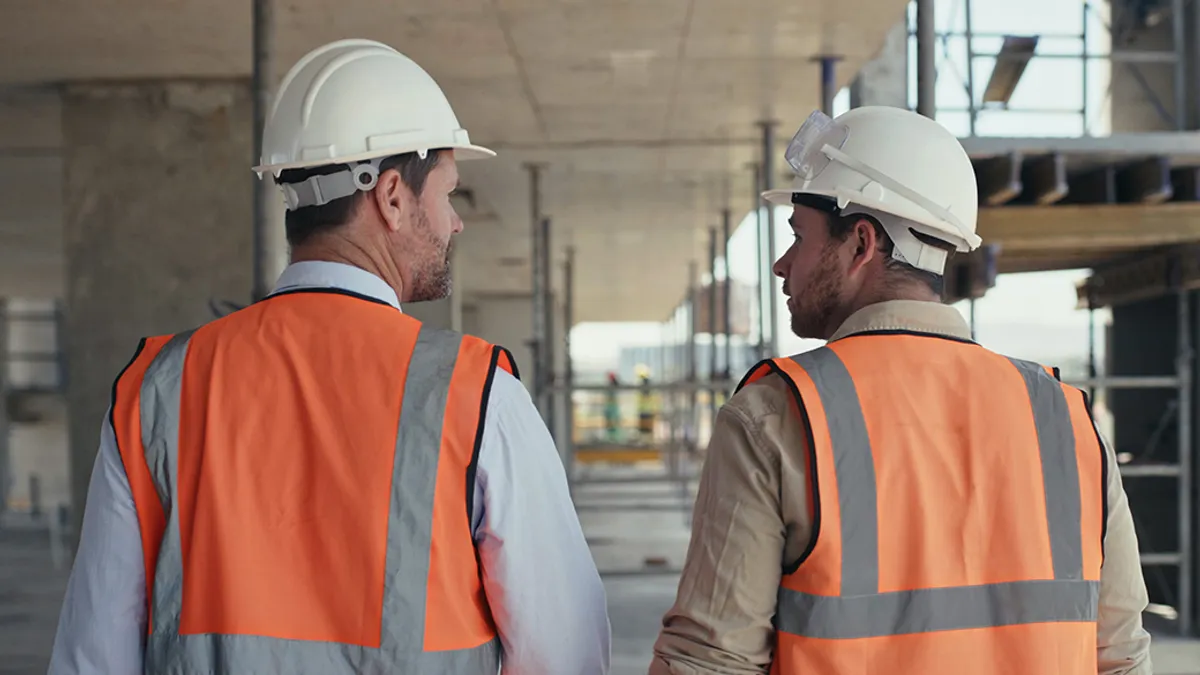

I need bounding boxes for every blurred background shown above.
[3,0,1200,672]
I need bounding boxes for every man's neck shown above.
[291,238,405,301]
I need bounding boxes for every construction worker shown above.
[650,106,1151,674]
[635,364,656,443]
[48,39,610,675]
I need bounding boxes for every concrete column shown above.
[61,80,253,544]
[850,19,909,109]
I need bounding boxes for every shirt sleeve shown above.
[649,387,787,675]
[47,409,146,675]
[1093,425,1154,675]
[471,370,612,675]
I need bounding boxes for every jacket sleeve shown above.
[1094,426,1154,675]
[649,384,789,675]
[47,410,147,675]
[471,370,612,675]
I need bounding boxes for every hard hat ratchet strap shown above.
[279,157,385,211]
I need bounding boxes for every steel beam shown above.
[973,152,1023,206]
[1171,167,1200,201]
[1064,166,1117,204]
[1019,153,1068,205]
[1116,156,1174,204]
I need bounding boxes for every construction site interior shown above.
[5,0,1200,672]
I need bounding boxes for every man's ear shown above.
[372,168,411,233]
[848,217,880,273]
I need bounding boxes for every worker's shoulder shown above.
[724,367,800,429]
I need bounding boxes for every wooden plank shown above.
[978,202,1200,254]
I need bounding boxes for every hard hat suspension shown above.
[278,157,384,212]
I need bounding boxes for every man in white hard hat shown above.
[48,39,610,675]
[650,106,1151,674]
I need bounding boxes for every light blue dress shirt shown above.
[47,261,612,675]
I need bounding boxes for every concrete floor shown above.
[1,465,1199,675]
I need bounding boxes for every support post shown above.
[525,163,546,418]
[251,0,276,301]
[541,217,555,436]
[722,206,732,379]
[563,246,575,489]
[708,226,719,425]
[1177,280,1193,636]
[964,0,977,135]
[759,120,779,357]
[818,56,840,115]
[749,162,766,360]
[1172,0,1186,130]
[0,299,8,520]
[916,0,936,117]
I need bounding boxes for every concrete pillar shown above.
[850,19,909,109]
[61,80,253,544]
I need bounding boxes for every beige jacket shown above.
[649,300,1153,675]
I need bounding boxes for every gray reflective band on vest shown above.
[776,348,1097,640]
[138,325,501,674]
[777,578,1100,640]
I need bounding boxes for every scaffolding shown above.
[908,0,1194,135]
[1074,253,1198,636]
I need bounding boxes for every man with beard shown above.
[649,106,1151,674]
[48,39,610,675]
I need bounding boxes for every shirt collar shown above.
[828,299,972,342]
[269,261,401,311]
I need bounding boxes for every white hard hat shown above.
[763,106,981,274]
[254,39,495,210]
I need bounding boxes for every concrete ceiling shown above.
[0,0,910,322]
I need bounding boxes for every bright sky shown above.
[570,0,1114,375]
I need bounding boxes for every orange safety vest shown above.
[737,331,1106,675]
[109,288,518,673]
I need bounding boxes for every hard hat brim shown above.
[762,186,981,252]
[253,142,497,177]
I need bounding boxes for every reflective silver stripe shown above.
[777,579,1100,640]
[1008,357,1085,581]
[790,349,878,596]
[137,324,500,674]
[776,347,1096,639]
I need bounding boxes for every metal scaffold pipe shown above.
[251,0,275,301]
[749,162,766,361]
[759,121,779,357]
[1176,283,1193,635]
[916,0,936,117]
[541,216,555,437]
[562,245,575,487]
[524,163,547,418]
[722,205,732,379]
